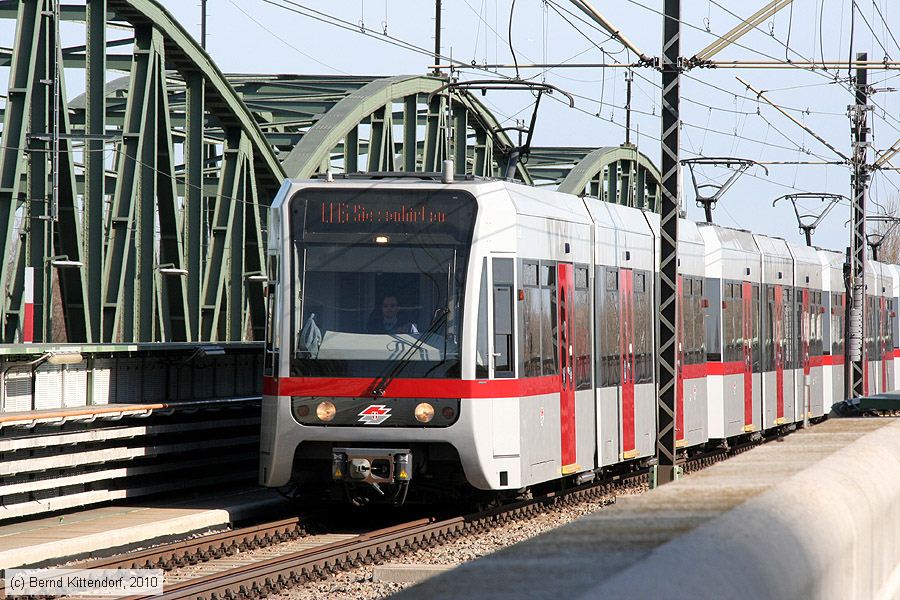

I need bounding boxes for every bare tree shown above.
[871,195,900,264]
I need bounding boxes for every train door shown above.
[557,263,577,472]
[800,288,811,421]
[598,265,621,467]
[881,297,889,393]
[888,297,897,391]
[774,285,786,424]
[741,281,754,431]
[619,268,638,460]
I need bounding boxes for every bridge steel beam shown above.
[552,146,662,212]
[0,4,556,346]
[0,0,283,344]
[271,75,529,183]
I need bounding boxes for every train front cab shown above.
[644,214,709,449]
[818,249,846,411]
[259,178,550,494]
[698,224,762,439]
[787,241,826,421]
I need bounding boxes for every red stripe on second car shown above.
[705,361,747,377]
[809,354,844,367]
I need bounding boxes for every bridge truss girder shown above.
[0,2,534,345]
[531,145,662,212]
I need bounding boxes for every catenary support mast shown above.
[848,52,870,398]
[655,0,680,485]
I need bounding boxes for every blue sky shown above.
[158,1,900,252]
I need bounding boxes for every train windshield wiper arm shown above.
[370,308,450,398]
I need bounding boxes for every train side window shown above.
[634,270,653,384]
[476,258,489,378]
[574,265,592,390]
[722,281,734,363]
[540,263,554,376]
[521,261,542,377]
[694,277,706,364]
[543,263,558,375]
[784,288,795,369]
[634,272,646,294]
[264,255,279,377]
[683,277,696,365]
[762,285,774,372]
[523,262,538,287]
[704,278,722,361]
[575,267,589,290]
[601,267,620,387]
[492,258,515,378]
[752,284,760,372]
[889,299,896,350]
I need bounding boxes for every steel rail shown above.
[134,428,783,600]
[0,517,305,598]
[126,426,786,600]
[0,421,803,600]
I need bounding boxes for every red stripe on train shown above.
[265,376,560,398]
[264,355,849,399]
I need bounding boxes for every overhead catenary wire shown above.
[245,0,897,211]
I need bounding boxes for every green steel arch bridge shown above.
[0,0,661,346]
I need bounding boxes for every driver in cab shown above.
[368,294,419,335]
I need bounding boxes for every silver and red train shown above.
[259,175,899,504]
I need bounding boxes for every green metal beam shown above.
[84,0,106,343]
[557,145,662,212]
[0,0,42,341]
[278,75,529,183]
[101,24,152,342]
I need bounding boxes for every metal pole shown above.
[625,69,633,146]
[201,0,208,49]
[48,0,62,342]
[848,52,869,399]
[655,0,680,486]
[433,0,441,76]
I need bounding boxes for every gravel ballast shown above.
[279,485,647,600]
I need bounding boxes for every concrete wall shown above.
[589,420,900,600]
[398,419,900,600]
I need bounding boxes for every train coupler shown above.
[332,447,412,485]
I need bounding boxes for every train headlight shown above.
[316,401,336,422]
[414,402,435,423]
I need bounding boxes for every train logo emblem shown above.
[358,404,392,425]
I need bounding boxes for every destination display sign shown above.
[297,188,475,241]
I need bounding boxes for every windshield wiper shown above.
[370,308,449,398]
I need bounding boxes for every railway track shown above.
[135,479,630,600]
[0,426,796,600]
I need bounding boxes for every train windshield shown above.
[289,187,476,379]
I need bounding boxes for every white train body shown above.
[259,177,900,501]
